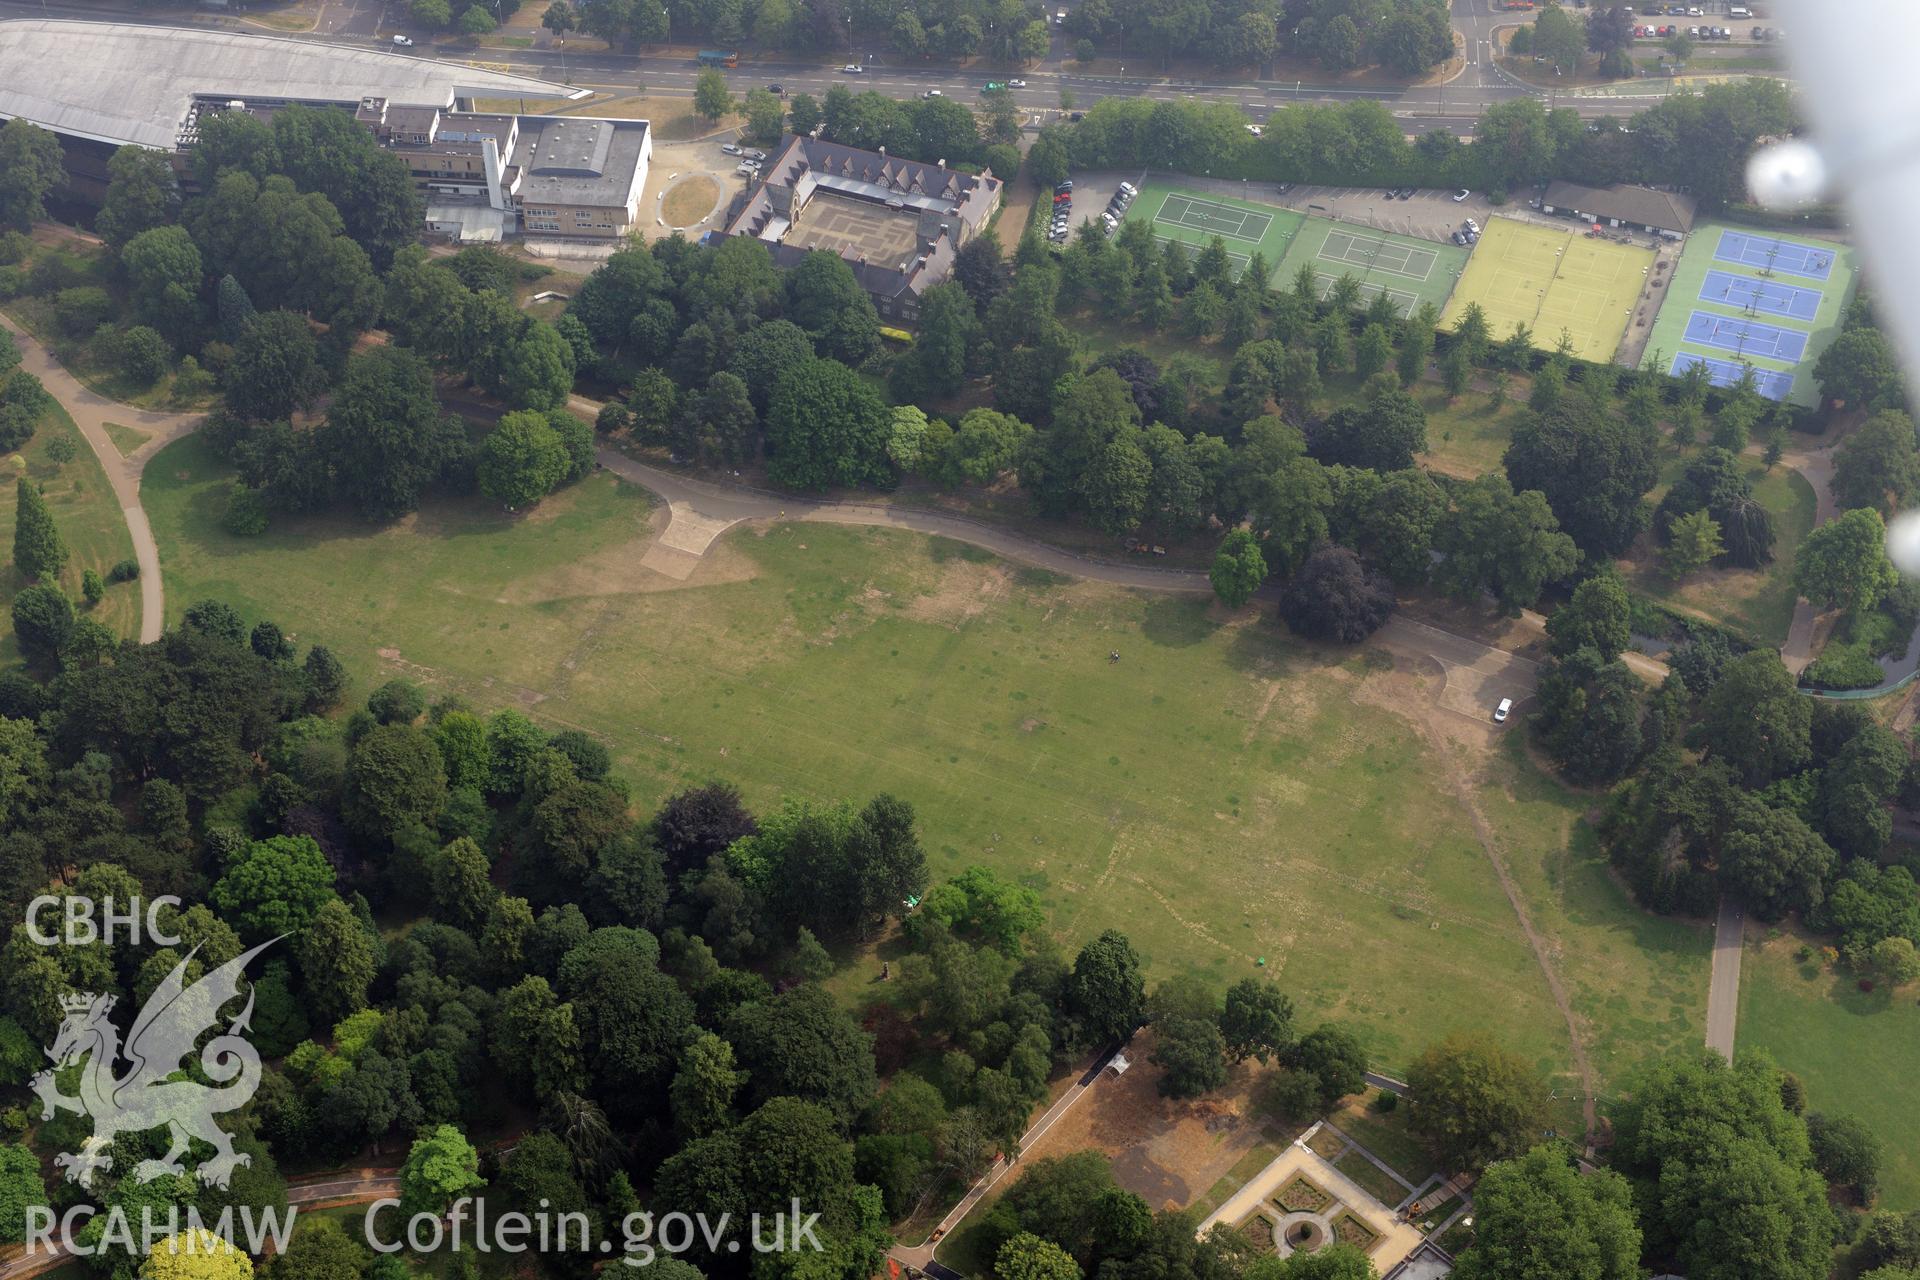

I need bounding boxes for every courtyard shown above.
[781,191,924,266]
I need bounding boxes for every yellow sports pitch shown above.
[1442,218,1653,362]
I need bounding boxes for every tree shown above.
[1504,396,1658,558]
[477,411,569,508]
[141,1231,253,1280]
[1833,410,1920,516]
[12,584,74,667]
[0,1143,45,1244]
[1219,979,1294,1065]
[343,724,447,842]
[1546,569,1629,660]
[724,983,878,1126]
[1796,508,1899,617]
[785,251,880,364]
[1209,529,1267,608]
[1531,2,1587,70]
[399,1124,484,1219]
[1150,1011,1228,1099]
[766,357,894,491]
[1869,936,1920,986]
[1532,646,1643,786]
[997,1233,1082,1280]
[694,69,734,122]
[1698,650,1810,786]
[297,898,375,1024]
[491,977,586,1099]
[1279,545,1395,644]
[322,346,465,520]
[1406,1033,1550,1172]
[107,326,172,387]
[1807,1111,1881,1201]
[1663,509,1725,579]
[121,226,203,335]
[228,312,322,421]
[541,0,576,35]
[1453,1145,1641,1280]
[1285,1025,1368,1107]
[1397,308,1436,387]
[458,5,497,33]
[743,88,785,144]
[1434,474,1578,613]
[1814,327,1903,412]
[1066,931,1146,1050]
[98,146,180,249]
[670,1031,746,1137]
[0,120,64,230]
[12,478,65,583]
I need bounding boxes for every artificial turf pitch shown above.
[1441,217,1653,363]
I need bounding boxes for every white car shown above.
[744,148,766,161]
[721,143,742,155]
[1452,188,1471,201]
[391,33,414,45]
[1464,217,1480,232]
[736,162,760,176]
[1493,698,1513,723]
[841,64,863,73]
[1245,124,1263,136]
[1008,78,1027,88]
[924,89,943,98]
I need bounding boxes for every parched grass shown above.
[662,175,722,227]
[1623,457,1816,646]
[1739,927,1920,1209]
[1333,1150,1407,1208]
[0,401,140,661]
[145,434,1716,1106]
[1197,1140,1290,1218]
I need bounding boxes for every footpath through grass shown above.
[145,434,1608,1081]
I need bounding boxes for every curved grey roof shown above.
[0,18,584,150]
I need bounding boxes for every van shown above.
[1728,5,1750,16]
[1494,698,1513,723]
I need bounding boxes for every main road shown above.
[0,0,1664,137]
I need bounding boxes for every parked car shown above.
[721,143,742,155]
[768,83,784,94]
[744,148,766,161]
[1464,217,1480,232]
[735,163,759,175]
[1056,180,1074,192]
[391,33,413,45]
[1068,111,1084,122]
[1494,697,1513,723]
[1687,25,1699,35]
[1752,25,1764,37]
[1686,4,1701,13]
[1452,188,1471,201]
[841,63,862,73]
[1276,182,1294,193]
[1452,230,1469,244]
[1118,181,1136,195]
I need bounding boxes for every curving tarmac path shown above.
[1,313,203,643]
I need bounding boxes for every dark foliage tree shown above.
[1279,546,1394,643]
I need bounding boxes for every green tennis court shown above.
[1123,183,1304,285]
[1272,216,1469,319]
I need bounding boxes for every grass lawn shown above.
[1621,456,1816,646]
[0,401,140,661]
[1328,1094,1437,1187]
[1334,1148,1408,1207]
[102,421,150,457]
[1739,927,1920,1210]
[146,434,1611,1084]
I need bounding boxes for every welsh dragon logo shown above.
[31,941,276,1190]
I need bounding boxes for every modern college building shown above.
[719,134,1003,322]
[0,18,649,242]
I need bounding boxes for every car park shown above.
[721,143,742,155]
[1452,188,1470,201]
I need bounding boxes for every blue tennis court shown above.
[1682,310,1809,361]
[1699,268,1823,321]
[1669,353,1796,401]
[1714,230,1836,281]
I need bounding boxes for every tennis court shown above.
[1440,218,1651,362]
[1639,221,1856,407]
[1669,353,1797,401]
[1272,215,1468,319]
[1121,183,1304,287]
[1715,230,1836,281]
[1681,310,1809,362]
[1699,269,1822,321]
[1157,192,1276,245]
